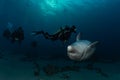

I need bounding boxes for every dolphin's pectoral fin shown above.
[81,41,99,60]
[76,32,81,41]
[89,41,99,48]
[85,41,99,54]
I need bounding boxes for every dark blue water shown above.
[0,0,120,80]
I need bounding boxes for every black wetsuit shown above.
[11,27,24,44]
[32,26,76,42]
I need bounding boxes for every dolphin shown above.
[67,33,99,61]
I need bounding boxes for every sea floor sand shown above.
[0,58,120,80]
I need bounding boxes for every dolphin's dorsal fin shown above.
[81,41,99,60]
[76,32,81,41]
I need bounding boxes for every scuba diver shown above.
[31,27,64,41]
[31,25,76,42]
[10,26,24,44]
[41,27,65,41]
[3,26,24,44]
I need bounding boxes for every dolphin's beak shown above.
[67,45,76,53]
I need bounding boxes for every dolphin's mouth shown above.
[68,49,76,53]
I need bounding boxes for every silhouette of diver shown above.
[32,25,76,42]
[11,26,24,44]
[3,26,24,44]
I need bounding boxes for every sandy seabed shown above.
[0,58,120,80]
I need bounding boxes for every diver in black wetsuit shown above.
[31,27,64,39]
[41,27,65,41]
[10,26,24,44]
[31,25,76,42]
[3,26,24,44]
